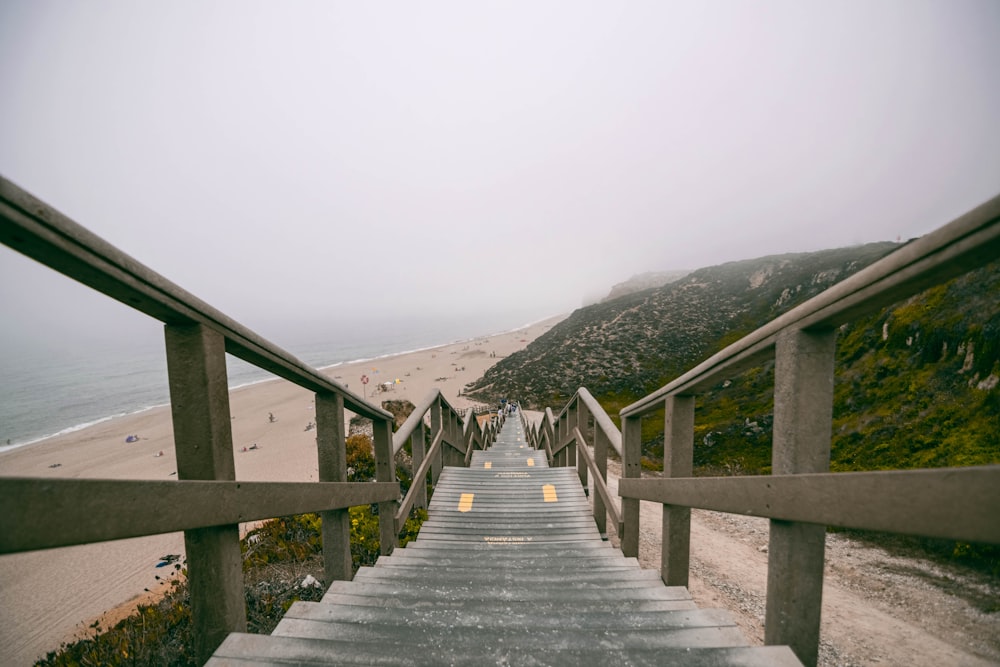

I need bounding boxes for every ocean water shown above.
[0,312,547,453]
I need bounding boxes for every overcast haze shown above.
[2,1,999,353]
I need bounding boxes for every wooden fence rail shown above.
[537,191,1000,666]
[392,391,496,531]
[5,170,999,666]
[0,175,479,663]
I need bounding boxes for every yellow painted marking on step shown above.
[527,458,535,467]
[543,484,558,503]
[483,536,533,543]
[484,461,492,469]
[458,493,474,512]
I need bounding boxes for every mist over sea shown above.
[0,310,552,452]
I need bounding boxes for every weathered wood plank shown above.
[209,632,801,666]
[316,391,352,584]
[165,323,246,663]
[0,478,399,553]
[574,427,622,534]
[373,418,398,555]
[618,465,1000,543]
[315,592,696,613]
[661,394,694,587]
[620,414,642,557]
[765,328,836,666]
[285,599,725,627]
[273,616,748,649]
[395,428,444,525]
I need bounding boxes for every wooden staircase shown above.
[208,417,801,666]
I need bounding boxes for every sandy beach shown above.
[0,315,564,666]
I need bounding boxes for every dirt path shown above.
[605,463,999,666]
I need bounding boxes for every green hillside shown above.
[681,260,1000,476]
[467,246,1000,475]
[467,242,901,407]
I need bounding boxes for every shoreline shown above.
[0,314,566,666]
[0,315,562,456]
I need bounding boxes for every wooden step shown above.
[281,600,727,630]
[321,579,697,603]
[206,418,803,666]
[210,634,801,666]
[271,617,749,650]
[315,592,698,613]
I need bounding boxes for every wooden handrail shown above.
[536,191,1000,666]
[618,466,1000,544]
[525,396,621,540]
[395,427,446,527]
[0,478,399,553]
[573,427,623,536]
[551,388,623,458]
[541,408,556,463]
[391,389,482,531]
[621,191,1000,417]
[0,175,390,422]
[392,390,442,455]
[577,388,623,457]
[0,174,410,661]
[9,167,997,666]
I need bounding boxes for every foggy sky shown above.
[2,1,999,352]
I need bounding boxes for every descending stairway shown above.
[209,417,802,666]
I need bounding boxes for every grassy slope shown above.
[684,261,1000,476]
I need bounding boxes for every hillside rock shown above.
[602,270,690,302]
[466,243,900,407]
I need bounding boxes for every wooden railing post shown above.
[621,414,642,557]
[593,419,609,536]
[552,414,560,466]
[164,324,246,663]
[564,412,572,467]
[563,411,574,468]
[544,411,555,463]
[454,411,466,466]
[316,391,351,583]
[661,395,694,586]
[473,409,485,451]
[575,402,588,487]
[765,328,836,667]
[430,399,443,484]
[461,413,473,462]
[372,417,397,555]
[411,419,428,508]
[553,415,562,466]
[443,411,462,467]
[448,411,458,466]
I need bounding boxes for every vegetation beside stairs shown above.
[38,426,426,667]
